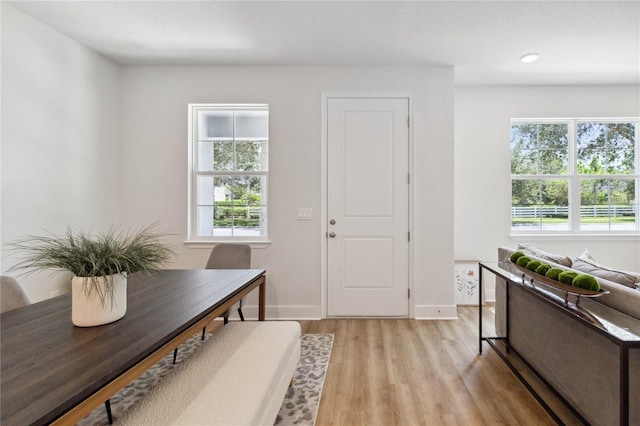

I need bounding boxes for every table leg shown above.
[104,400,113,424]
[620,346,629,426]
[479,263,483,354]
[259,276,266,321]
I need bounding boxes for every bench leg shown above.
[202,327,206,340]
[173,348,178,364]
[105,399,113,424]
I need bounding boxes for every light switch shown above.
[297,208,313,220]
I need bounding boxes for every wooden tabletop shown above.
[0,269,266,425]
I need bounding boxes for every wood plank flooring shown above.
[298,307,581,426]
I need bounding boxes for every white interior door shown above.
[327,97,409,317]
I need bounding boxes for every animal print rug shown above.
[275,333,334,426]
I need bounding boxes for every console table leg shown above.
[621,346,629,426]
[479,263,483,354]
[506,281,510,354]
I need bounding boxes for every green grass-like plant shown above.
[516,256,532,267]
[9,223,174,306]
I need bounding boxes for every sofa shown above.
[495,245,640,426]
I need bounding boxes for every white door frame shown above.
[320,92,415,319]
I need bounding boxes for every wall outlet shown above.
[297,208,312,220]
[50,290,60,298]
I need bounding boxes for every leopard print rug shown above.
[275,333,334,425]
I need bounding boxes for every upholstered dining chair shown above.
[173,243,252,365]
[0,276,118,424]
[0,275,30,313]
[206,243,252,324]
[1,276,120,421]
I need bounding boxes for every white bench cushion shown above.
[118,321,301,425]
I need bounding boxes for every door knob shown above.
[329,232,336,238]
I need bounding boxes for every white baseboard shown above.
[233,305,322,320]
[232,304,462,320]
[485,288,496,302]
[414,305,459,320]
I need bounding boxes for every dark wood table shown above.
[1,269,266,425]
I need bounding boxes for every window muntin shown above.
[579,178,636,231]
[577,123,635,176]
[189,105,268,240]
[511,178,570,231]
[511,123,569,175]
[511,119,638,234]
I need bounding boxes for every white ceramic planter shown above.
[71,273,127,327]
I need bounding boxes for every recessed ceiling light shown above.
[520,53,539,63]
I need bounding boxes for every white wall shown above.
[3,3,635,314]
[1,4,122,302]
[119,65,455,319]
[455,85,640,301]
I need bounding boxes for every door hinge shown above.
[408,173,410,184]
[407,116,410,127]
[408,288,411,299]
[408,231,410,241]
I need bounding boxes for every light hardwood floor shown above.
[298,307,581,426]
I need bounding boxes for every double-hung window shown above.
[188,104,268,241]
[510,119,638,234]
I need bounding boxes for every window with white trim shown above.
[510,119,639,233]
[188,104,268,240]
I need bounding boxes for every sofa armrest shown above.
[597,280,640,321]
[498,246,515,263]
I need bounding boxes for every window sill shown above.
[510,233,640,241]
[184,240,271,249]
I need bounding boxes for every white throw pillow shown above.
[517,244,572,267]
[579,248,596,261]
[573,252,639,289]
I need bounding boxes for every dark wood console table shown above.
[1,269,266,425]
[479,262,640,426]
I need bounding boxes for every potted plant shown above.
[9,223,174,327]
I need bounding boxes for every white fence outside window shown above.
[512,205,636,218]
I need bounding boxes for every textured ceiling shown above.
[7,0,640,85]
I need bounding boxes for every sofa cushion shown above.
[517,244,572,267]
[578,248,597,261]
[573,254,639,289]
